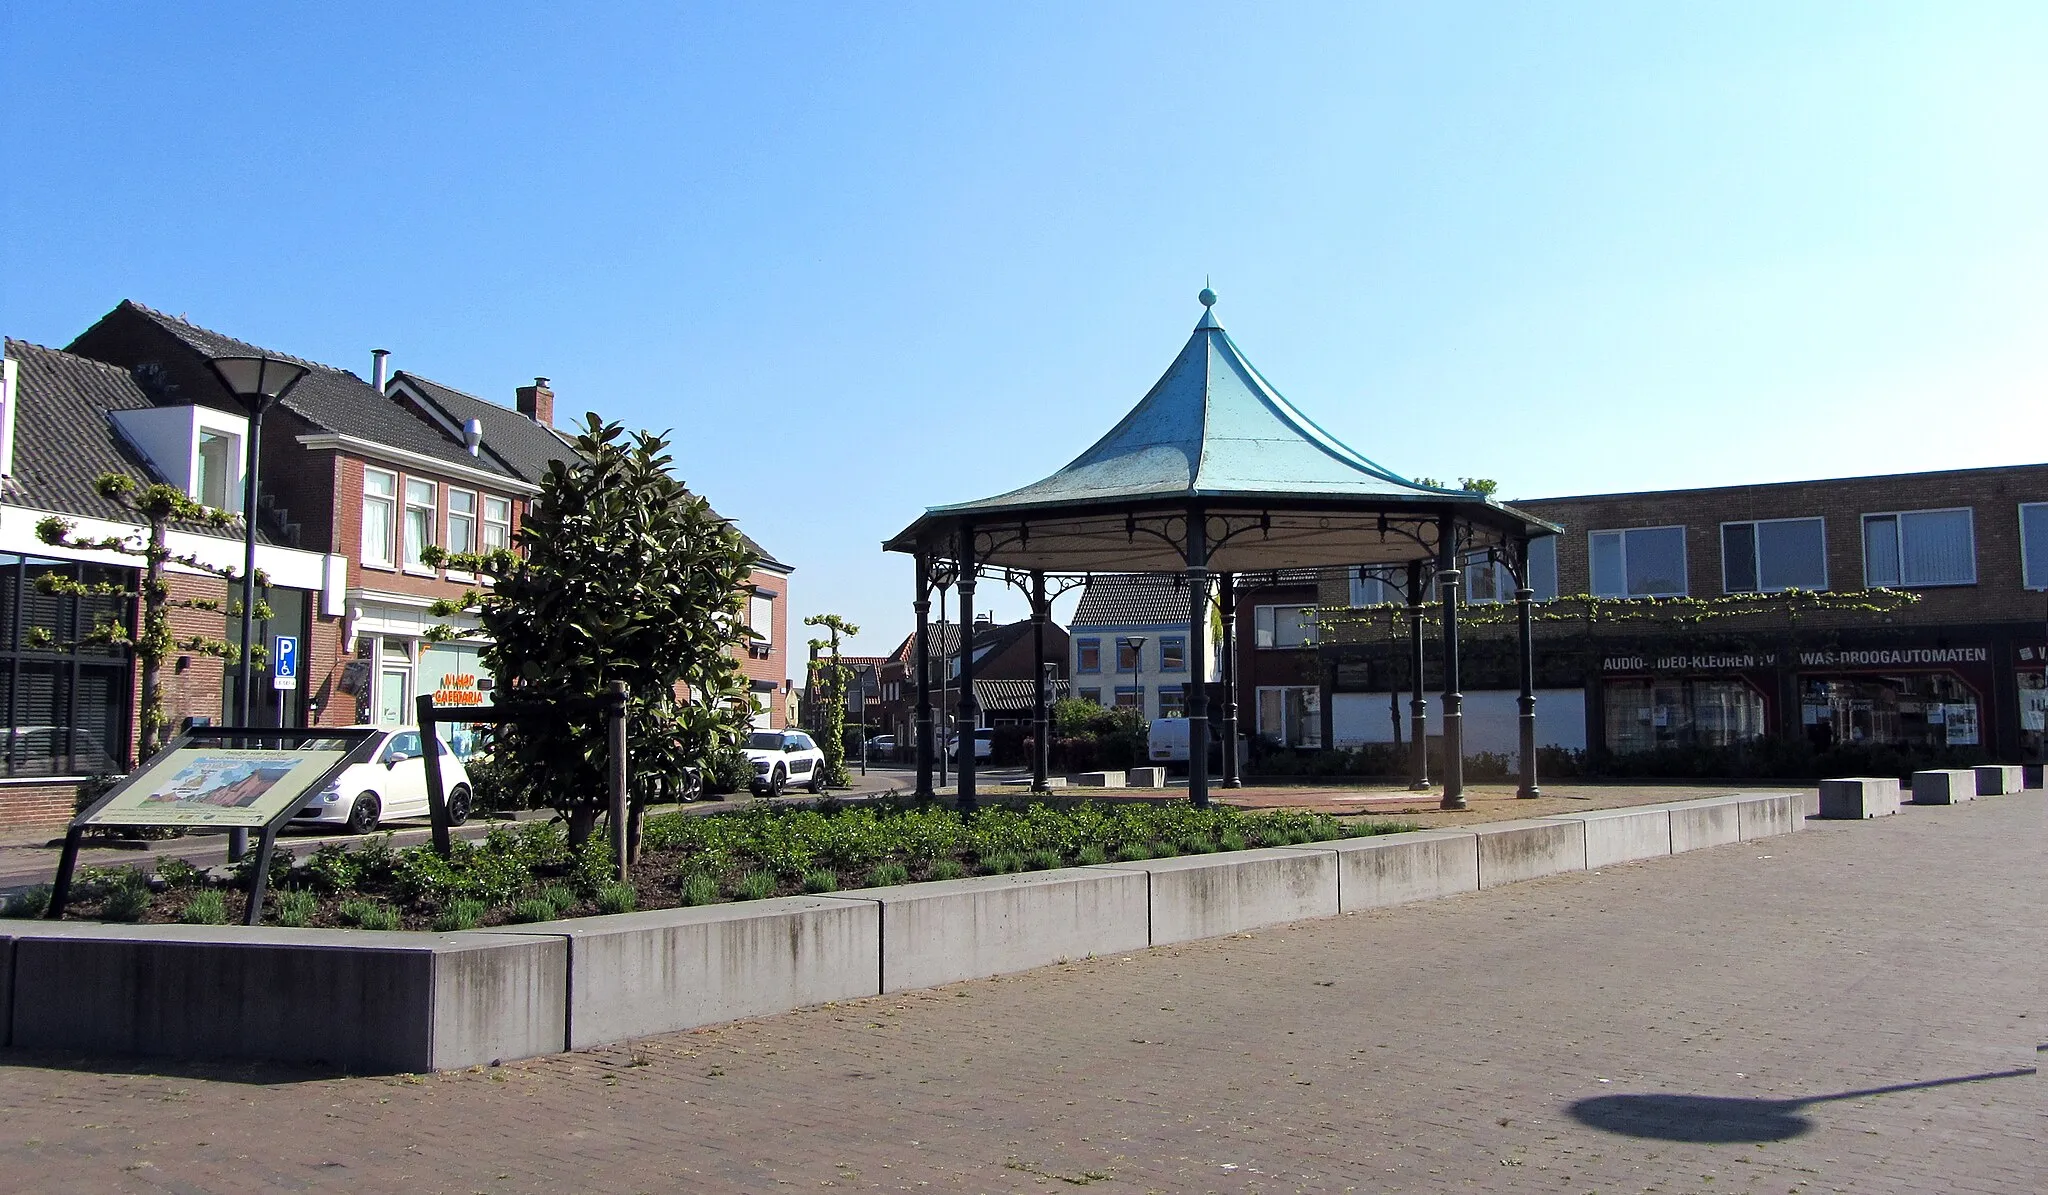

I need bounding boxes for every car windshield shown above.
[748,732,783,750]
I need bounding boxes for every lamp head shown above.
[207,355,310,408]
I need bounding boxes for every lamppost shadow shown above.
[1566,1066,2035,1144]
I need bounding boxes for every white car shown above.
[745,729,826,796]
[293,726,474,834]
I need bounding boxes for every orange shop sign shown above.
[434,673,485,706]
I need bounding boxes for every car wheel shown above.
[445,785,472,827]
[808,765,826,794]
[767,767,785,798]
[347,793,382,834]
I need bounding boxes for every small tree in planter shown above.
[427,417,758,859]
[34,474,267,760]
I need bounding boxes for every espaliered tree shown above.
[427,416,759,860]
[34,474,268,760]
[803,612,860,787]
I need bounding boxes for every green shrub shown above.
[1026,849,1064,871]
[704,744,752,795]
[980,851,1024,875]
[1074,844,1107,866]
[733,871,778,901]
[432,898,489,932]
[925,859,964,881]
[540,884,580,914]
[1149,841,1179,859]
[338,899,400,931]
[800,869,839,894]
[510,898,558,924]
[1218,831,1247,852]
[1176,836,1215,855]
[596,882,637,915]
[98,870,152,922]
[865,862,910,887]
[179,890,228,924]
[154,857,205,889]
[1113,842,1151,862]
[274,889,318,928]
[302,843,363,893]
[3,884,52,919]
[680,873,720,906]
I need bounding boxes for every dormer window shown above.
[196,430,237,509]
[107,405,250,513]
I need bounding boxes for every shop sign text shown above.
[1604,653,1775,674]
[1797,647,1987,667]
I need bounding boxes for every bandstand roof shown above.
[885,291,1558,574]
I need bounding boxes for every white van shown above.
[1148,718,1189,762]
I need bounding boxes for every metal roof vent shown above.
[463,417,484,456]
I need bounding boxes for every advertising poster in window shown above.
[1941,704,1979,746]
[83,747,350,828]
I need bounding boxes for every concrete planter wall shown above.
[3,789,1865,1073]
[4,923,563,1072]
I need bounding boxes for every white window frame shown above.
[1862,508,1977,589]
[402,477,438,575]
[1253,604,1319,649]
[1255,684,1323,748]
[481,495,513,554]
[1720,516,1829,594]
[748,591,774,650]
[1525,535,1559,601]
[2020,503,2048,591]
[1589,525,1690,598]
[445,487,479,581]
[361,467,397,569]
[1350,567,1400,607]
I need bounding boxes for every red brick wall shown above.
[0,782,85,831]
[735,568,791,727]
[1515,462,2048,628]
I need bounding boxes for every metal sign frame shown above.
[47,726,381,926]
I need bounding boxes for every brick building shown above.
[1314,462,2048,771]
[0,303,791,827]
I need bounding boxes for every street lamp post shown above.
[205,356,308,861]
[1120,635,1148,720]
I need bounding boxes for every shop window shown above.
[1800,672,1980,751]
[1603,678,1767,755]
[403,479,437,571]
[1157,685,1187,718]
[362,468,396,567]
[2021,503,2048,591]
[2019,667,2046,760]
[1114,686,1145,714]
[1723,518,1828,594]
[1159,635,1186,672]
[1862,509,1974,588]
[0,554,131,777]
[1254,604,1318,649]
[1589,526,1688,598]
[1256,685,1322,748]
[1076,638,1101,673]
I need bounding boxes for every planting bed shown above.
[5,799,1416,932]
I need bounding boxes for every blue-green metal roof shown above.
[934,294,1447,512]
[885,292,1557,572]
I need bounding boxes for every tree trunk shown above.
[566,807,599,850]
[626,786,646,866]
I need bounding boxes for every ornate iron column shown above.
[1516,539,1542,799]
[954,524,980,813]
[1437,516,1466,810]
[913,550,935,801]
[1219,570,1241,787]
[1030,570,1051,794]
[1185,509,1212,808]
[1406,560,1430,792]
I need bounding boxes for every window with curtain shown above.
[1863,509,1975,587]
[482,496,512,553]
[1723,518,1828,593]
[1076,638,1100,672]
[402,478,436,570]
[1159,635,1186,671]
[2019,503,2048,590]
[1254,604,1318,648]
[362,468,396,567]
[1589,526,1689,597]
[446,489,478,561]
[1116,638,1143,671]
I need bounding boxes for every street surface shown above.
[0,792,2038,1194]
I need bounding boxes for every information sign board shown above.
[83,746,349,829]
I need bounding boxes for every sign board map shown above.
[83,745,350,829]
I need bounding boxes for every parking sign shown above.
[273,634,299,691]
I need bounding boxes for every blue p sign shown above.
[273,635,299,690]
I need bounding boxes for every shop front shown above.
[1597,652,1777,756]
[1793,645,1992,755]
[2012,641,2045,762]
[341,592,493,753]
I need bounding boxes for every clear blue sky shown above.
[5,2,2043,667]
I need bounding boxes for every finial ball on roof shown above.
[1198,287,1217,308]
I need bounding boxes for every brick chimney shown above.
[515,376,554,426]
